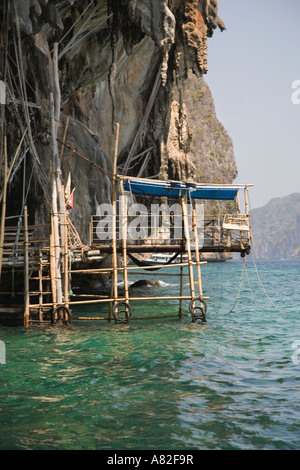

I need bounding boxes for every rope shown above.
[250,250,286,314]
[56,136,115,180]
[225,257,246,315]
[248,193,286,315]
[244,261,266,314]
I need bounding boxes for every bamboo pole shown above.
[52,43,66,284]
[38,250,43,322]
[120,183,129,308]
[63,196,69,308]
[110,122,120,320]
[192,207,203,299]
[121,67,161,175]
[244,187,249,216]
[236,192,241,214]
[50,215,57,309]
[0,136,8,282]
[69,261,204,275]
[30,295,210,308]
[179,254,184,318]
[73,314,188,321]
[69,261,204,274]
[181,193,195,302]
[23,206,30,327]
[108,273,114,323]
[50,91,63,305]
[59,117,70,161]
[127,271,190,277]
[6,128,28,186]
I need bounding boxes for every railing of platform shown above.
[90,213,251,249]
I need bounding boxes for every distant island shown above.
[250,193,300,259]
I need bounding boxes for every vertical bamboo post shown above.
[59,117,69,162]
[244,187,249,216]
[50,42,64,306]
[108,273,114,323]
[110,122,120,320]
[236,192,241,214]
[0,136,8,282]
[63,196,69,308]
[179,253,184,318]
[38,250,43,322]
[192,206,203,299]
[181,192,195,302]
[120,182,129,307]
[24,205,30,327]
[50,92,63,305]
[50,215,57,309]
[244,187,250,246]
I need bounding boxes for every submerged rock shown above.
[130,279,160,289]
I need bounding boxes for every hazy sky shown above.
[204,0,300,208]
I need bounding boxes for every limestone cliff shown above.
[183,76,237,184]
[251,194,300,260]
[0,0,229,243]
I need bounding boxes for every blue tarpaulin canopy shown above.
[123,178,241,200]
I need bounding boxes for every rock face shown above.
[183,76,237,184]
[251,193,300,259]
[0,0,231,243]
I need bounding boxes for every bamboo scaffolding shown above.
[1,112,252,326]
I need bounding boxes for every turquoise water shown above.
[0,258,299,450]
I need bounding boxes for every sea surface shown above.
[0,258,299,450]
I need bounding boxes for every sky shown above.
[204,0,300,208]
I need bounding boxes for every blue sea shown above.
[0,258,299,450]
